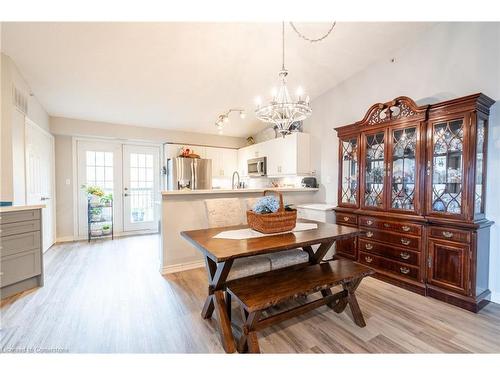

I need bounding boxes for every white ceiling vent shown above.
[12,85,28,115]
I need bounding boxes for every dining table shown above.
[181,220,364,353]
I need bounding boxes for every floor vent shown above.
[12,85,28,115]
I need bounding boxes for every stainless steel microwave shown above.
[247,157,267,177]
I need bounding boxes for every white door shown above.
[77,141,123,238]
[122,145,160,232]
[25,119,55,252]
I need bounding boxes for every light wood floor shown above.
[1,234,500,353]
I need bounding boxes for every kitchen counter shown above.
[160,187,319,274]
[296,203,335,211]
[0,204,46,213]
[162,187,318,196]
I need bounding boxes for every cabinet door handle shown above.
[365,256,373,263]
[366,220,373,226]
[442,231,454,238]
[383,223,390,228]
[401,225,411,232]
[400,267,410,275]
[365,243,373,250]
[426,160,431,176]
[400,238,411,246]
[400,252,410,260]
[343,216,350,222]
[366,231,373,238]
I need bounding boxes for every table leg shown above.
[201,256,236,353]
[304,240,335,264]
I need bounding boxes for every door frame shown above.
[24,118,56,251]
[72,136,162,240]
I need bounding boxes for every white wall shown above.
[52,117,247,240]
[305,22,500,302]
[0,53,50,204]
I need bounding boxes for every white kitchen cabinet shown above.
[205,147,238,178]
[164,144,207,160]
[266,133,311,177]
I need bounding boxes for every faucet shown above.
[232,171,241,190]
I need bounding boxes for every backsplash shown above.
[211,176,307,190]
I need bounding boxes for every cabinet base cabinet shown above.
[0,275,42,299]
[427,285,491,313]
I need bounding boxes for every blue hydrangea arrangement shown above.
[253,196,280,214]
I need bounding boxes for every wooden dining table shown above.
[181,220,364,353]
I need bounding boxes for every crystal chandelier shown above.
[255,22,312,137]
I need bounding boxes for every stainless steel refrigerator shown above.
[165,157,212,190]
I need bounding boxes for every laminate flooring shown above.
[1,234,499,353]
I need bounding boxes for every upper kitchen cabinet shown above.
[266,133,311,177]
[164,143,207,160]
[205,147,238,178]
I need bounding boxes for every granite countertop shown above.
[0,204,46,213]
[162,187,319,196]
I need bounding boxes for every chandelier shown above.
[255,22,335,137]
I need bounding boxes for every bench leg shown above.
[225,291,232,322]
[237,310,261,354]
[340,278,366,327]
[321,288,347,310]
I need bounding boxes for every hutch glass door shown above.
[390,126,417,211]
[340,138,358,206]
[430,119,464,215]
[364,131,386,209]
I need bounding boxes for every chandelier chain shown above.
[282,21,285,71]
[289,21,336,43]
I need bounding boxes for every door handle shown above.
[124,193,130,197]
[41,197,51,201]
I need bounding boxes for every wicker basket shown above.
[247,190,297,234]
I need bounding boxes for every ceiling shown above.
[1,22,436,137]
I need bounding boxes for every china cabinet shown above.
[334,93,495,312]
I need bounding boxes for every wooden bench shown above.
[226,259,375,353]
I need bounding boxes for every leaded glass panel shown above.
[475,120,485,214]
[364,132,385,208]
[391,127,417,210]
[341,138,358,205]
[431,119,464,214]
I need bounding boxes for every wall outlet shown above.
[65,179,71,185]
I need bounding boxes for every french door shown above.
[122,145,159,232]
[25,119,56,252]
[77,140,160,238]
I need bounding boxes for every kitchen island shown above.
[160,187,319,273]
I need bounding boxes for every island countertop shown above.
[161,187,319,196]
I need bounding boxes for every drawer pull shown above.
[383,223,390,228]
[343,216,350,222]
[400,238,411,246]
[366,220,373,226]
[400,252,410,260]
[365,243,373,250]
[401,225,411,232]
[366,231,373,238]
[365,256,373,263]
[442,231,454,238]
[400,267,410,275]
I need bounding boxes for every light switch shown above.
[65,179,71,185]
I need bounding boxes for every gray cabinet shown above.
[0,208,43,298]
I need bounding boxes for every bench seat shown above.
[227,259,373,312]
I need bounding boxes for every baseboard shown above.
[161,260,205,275]
[56,236,75,243]
[490,291,500,304]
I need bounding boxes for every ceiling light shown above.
[214,108,246,134]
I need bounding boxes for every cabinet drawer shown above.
[0,249,41,288]
[363,229,420,251]
[335,213,357,226]
[428,227,471,244]
[359,251,419,281]
[0,209,40,225]
[335,237,357,260]
[359,239,419,266]
[1,231,41,257]
[359,216,422,235]
[0,220,41,237]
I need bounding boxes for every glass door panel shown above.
[475,119,486,215]
[364,131,385,208]
[391,127,417,211]
[431,119,464,215]
[340,138,358,205]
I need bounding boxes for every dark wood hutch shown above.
[333,93,495,312]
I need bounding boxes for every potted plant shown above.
[90,227,103,236]
[100,193,113,206]
[90,206,103,222]
[82,185,105,206]
[102,224,112,235]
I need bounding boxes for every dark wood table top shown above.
[181,220,363,262]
